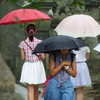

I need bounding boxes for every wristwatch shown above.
[65,66,69,70]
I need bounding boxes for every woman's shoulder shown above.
[70,50,76,55]
[19,40,25,45]
[80,46,89,50]
[34,37,42,42]
[69,51,76,62]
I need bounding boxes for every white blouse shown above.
[72,46,90,62]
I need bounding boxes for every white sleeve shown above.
[86,46,90,53]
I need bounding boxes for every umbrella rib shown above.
[84,16,94,35]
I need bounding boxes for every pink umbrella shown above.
[0,9,51,25]
[55,14,100,38]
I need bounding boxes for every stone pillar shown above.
[0,53,24,100]
[85,2,100,59]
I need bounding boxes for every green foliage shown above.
[26,0,45,2]
[14,17,20,22]
[22,2,44,9]
[70,1,85,9]
[87,59,100,77]
[7,0,20,3]
[18,24,24,28]
[22,1,45,9]
[31,2,44,9]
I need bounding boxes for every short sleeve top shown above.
[18,37,42,62]
[72,46,90,62]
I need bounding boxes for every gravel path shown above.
[83,79,100,100]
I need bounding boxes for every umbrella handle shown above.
[24,24,26,39]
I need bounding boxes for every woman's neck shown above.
[61,54,67,58]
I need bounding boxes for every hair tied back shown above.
[29,29,34,34]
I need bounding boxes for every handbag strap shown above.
[24,40,41,58]
[24,40,33,51]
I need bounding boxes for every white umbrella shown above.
[55,14,100,38]
[93,43,100,52]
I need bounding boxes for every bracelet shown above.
[65,66,69,70]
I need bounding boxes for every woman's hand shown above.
[60,61,71,67]
[64,59,77,77]
[49,54,64,76]
[40,53,46,61]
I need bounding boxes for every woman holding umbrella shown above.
[32,35,88,100]
[18,24,46,100]
[70,38,92,100]
[44,49,77,100]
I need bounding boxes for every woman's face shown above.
[60,49,69,56]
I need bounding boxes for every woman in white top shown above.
[70,46,92,100]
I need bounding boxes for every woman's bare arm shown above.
[20,49,25,61]
[86,53,90,60]
[40,53,46,61]
[49,54,63,76]
[64,59,77,77]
